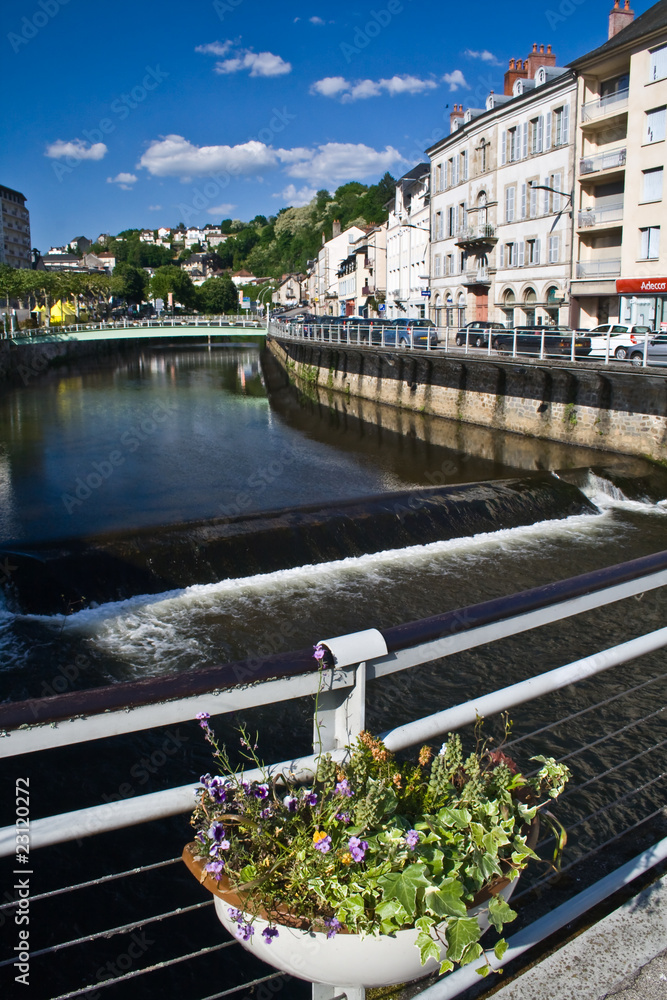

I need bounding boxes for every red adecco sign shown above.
[616,277,667,293]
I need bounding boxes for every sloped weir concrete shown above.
[1,473,595,615]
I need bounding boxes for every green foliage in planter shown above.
[190,706,569,976]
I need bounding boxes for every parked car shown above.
[586,324,655,359]
[492,327,592,358]
[385,318,438,348]
[626,333,667,367]
[455,321,506,348]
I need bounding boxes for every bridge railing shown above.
[0,551,666,998]
[1,316,267,340]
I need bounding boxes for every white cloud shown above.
[214,49,292,77]
[311,74,437,101]
[285,142,405,183]
[138,135,279,177]
[464,49,500,65]
[274,184,318,207]
[310,76,349,97]
[107,172,138,190]
[442,70,470,91]
[309,16,325,24]
[45,139,107,161]
[148,204,162,211]
[207,203,237,216]
[195,41,232,56]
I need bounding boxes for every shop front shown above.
[617,278,667,332]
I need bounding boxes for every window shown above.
[521,183,527,219]
[548,235,560,263]
[643,167,664,202]
[508,126,518,163]
[452,155,460,186]
[529,181,538,218]
[433,212,442,241]
[446,254,453,275]
[646,106,666,143]
[522,122,528,159]
[526,238,540,264]
[447,207,455,237]
[447,159,453,187]
[552,105,570,146]
[650,44,667,82]
[480,139,488,173]
[434,254,442,277]
[502,242,515,267]
[462,149,469,180]
[640,227,661,259]
[505,185,516,222]
[550,172,563,212]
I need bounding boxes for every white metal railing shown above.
[0,553,666,1000]
[455,224,496,241]
[577,202,624,227]
[462,266,490,284]
[576,258,622,279]
[581,88,629,122]
[0,316,267,340]
[579,147,626,174]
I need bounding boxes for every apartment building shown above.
[311,222,366,316]
[386,164,431,319]
[428,46,576,329]
[0,185,31,268]
[570,0,667,330]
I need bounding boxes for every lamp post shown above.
[257,284,274,332]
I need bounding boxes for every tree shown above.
[198,275,238,314]
[149,266,196,308]
[112,263,148,305]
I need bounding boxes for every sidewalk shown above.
[490,874,667,1000]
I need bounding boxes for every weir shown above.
[1,473,594,615]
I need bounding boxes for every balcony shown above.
[455,223,498,251]
[581,88,629,123]
[361,283,375,296]
[580,148,626,175]
[577,202,624,228]
[575,258,622,279]
[462,266,491,286]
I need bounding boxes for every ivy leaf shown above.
[494,938,508,961]
[487,896,517,932]
[470,822,486,848]
[477,851,503,881]
[438,806,471,829]
[424,879,468,918]
[375,898,408,933]
[339,893,365,925]
[439,958,454,975]
[460,941,484,967]
[476,963,490,977]
[378,864,430,918]
[420,845,444,875]
[445,916,482,962]
[416,931,442,967]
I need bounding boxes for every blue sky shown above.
[1,0,653,250]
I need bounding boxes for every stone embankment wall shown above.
[0,337,134,384]
[268,336,667,463]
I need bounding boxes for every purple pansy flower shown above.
[324,917,342,939]
[303,791,318,807]
[313,832,332,854]
[334,779,353,798]
[196,712,210,729]
[205,860,224,881]
[262,927,279,944]
[405,829,420,849]
[283,795,298,812]
[348,836,368,862]
[207,776,229,804]
[335,811,351,824]
[254,783,269,800]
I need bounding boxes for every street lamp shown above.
[527,182,573,232]
[256,284,275,331]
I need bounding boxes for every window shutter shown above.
[647,107,667,143]
[553,173,562,212]
[562,103,569,144]
[537,116,543,152]
[651,45,667,82]
[509,186,515,221]
[534,238,540,264]
[644,167,664,201]
[521,183,527,219]
[545,112,552,150]
[453,156,459,185]
[522,122,528,158]
[463,150,469,180]
[499,244,505,268]
[544,177,550,214]
[530,183,537,218]
[462,201,468,229]
[518,240,525,267]
[501,130,507,165]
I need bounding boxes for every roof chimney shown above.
[608,0,634,38]
[332,220,341,238]
[449,103,465,132]
[525,41,557,79]
[504,56,528,95]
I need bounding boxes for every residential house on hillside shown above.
[386,164,431,319]
[180,253,224,285]
[139,230,155,243]
[69,235,92,254]
[428,43,576,328]
[569,0,667,331]
[82,252,116,273]
[232,269,258,287]
[157,227,172,239]
[204,227,228,248]
[274,273,306,309]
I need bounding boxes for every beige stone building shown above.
[570,0,667,330]
[0,185,31,268]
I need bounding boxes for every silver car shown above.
[628,334,667,367]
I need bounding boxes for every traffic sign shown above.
[421,290,431,297]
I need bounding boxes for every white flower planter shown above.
[212,881,518,988]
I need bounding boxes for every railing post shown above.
[540,327,546,360]
[312,986,365,1000]
[513,327,518,357]
[314,663,367,754]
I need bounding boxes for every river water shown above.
[1,343,667,703]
